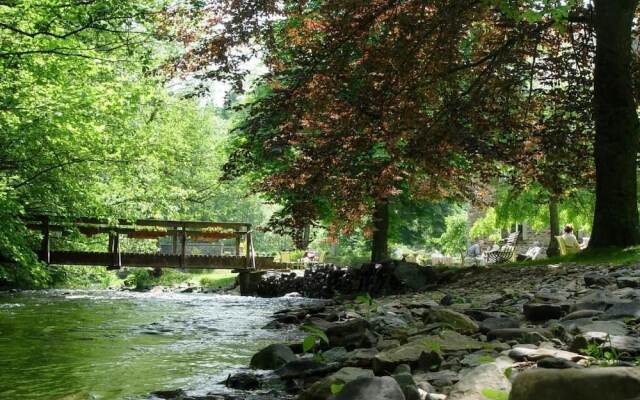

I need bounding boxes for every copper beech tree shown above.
[169,0,640,256]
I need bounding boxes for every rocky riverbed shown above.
[152,262,640,400]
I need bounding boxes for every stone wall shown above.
[239,261,447,298]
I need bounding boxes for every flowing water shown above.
[0,290,316,400]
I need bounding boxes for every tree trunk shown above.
[547,197,560,257]
[371,198,389,263]
[301,224,311,249]
[589,0,640,248]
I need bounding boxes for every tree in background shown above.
[0,1,289,286]
[172,0,640,250]
[439,210,470,263]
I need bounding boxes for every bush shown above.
[124,269,152,290]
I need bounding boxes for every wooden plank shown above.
[25,224,248,238]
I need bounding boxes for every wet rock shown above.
[523,303,566,321]
[509,367,640,400]
[372,341,440,374]
[298,367,374,400]
[479,317,520,334]
[250,344,296,370]
[447,363,511,400]
[536,356,582,369]
[150,389,188,399]
[423,308,479,334]
[331,376,405,400]
[225,372,260,390]
[486,328,551,344]
[274,359,340,380]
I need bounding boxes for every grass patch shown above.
[199,271,237,289]
[122,268,237,290]
[498,246,640,269]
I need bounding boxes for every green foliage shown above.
[581,335,620,367]
[504,367,513,379]
[300,323,329,359]
[330,383,344,395]
[124,269,152,290]
[199,275,237,289]
[481,388,509,400]
[470,208,501,241]
[438,210,470,261]
[355,293,378,317]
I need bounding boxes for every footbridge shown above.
[26,216,288,271]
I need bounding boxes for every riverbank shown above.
[189,261,640,400]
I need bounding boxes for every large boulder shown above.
[423,308,479,334]
[509,367,640,400]
[250,343,296,370]
[447,363,511,400]
[332,376,406,400]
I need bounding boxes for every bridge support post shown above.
[108,232,121,270]
[179,226,187,269]
[40,216,50,264]
[238,270,265,296]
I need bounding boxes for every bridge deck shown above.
[25,215,295,271]
[47,251,271,269]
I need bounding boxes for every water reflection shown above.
[0,290,315,400]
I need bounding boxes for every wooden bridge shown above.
[26,216,286,271]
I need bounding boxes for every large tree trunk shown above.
[589,0,640,248]
[546,197,560,257]
[371,198,389,262]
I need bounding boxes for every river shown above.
[0,290,316,400]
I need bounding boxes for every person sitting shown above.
[562,224,581,254]
[302,250,318,263]
[467,240,482,258]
